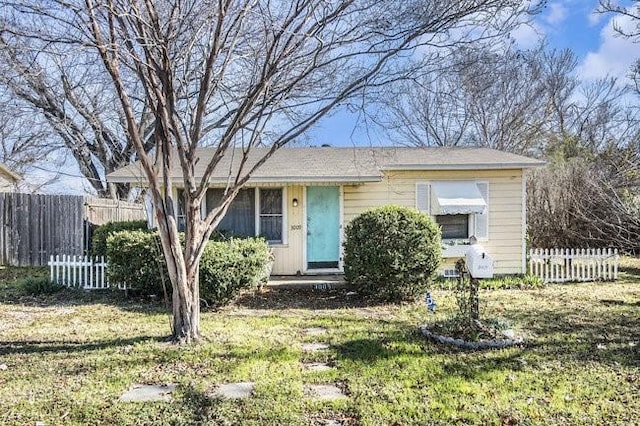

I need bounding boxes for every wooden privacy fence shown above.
[49,255,124,290]
[0,193,84,266]
[84,197,146,225]
[0,193,146,266]
[528,248,619,283]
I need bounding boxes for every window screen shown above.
[436,214,469,239]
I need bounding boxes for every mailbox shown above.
[465,244,494,279]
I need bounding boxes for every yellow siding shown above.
[343,169,525,275]
[271,185,304,275]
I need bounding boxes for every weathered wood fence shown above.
[0,193,84,266]
[0,193,146,267]
[84,197,147,225]
[528,248,619,283]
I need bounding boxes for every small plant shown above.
[20,277,65,295]
[343,205,442,302]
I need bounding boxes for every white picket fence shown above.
[49,255,120,290]
[528,248,619,283]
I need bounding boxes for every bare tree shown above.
[1,0,534,342]
[0,33,156,198]
[379,44,555,153]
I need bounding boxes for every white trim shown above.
[254,188,260,239]
[521,173,527,274]
[302,186,308,273]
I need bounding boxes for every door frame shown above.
[302,185,344,274]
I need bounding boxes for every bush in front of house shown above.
[91,220,149,257]
[106,230,271,306]
[199,238,272,306]
[106,230,166,296]
[343,205,442,302]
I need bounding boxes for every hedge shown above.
[91,220,148,257]
[343,205,442,302]
[106,230,271,306]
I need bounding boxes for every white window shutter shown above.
[474,182,489,239]
[416,183,430,214]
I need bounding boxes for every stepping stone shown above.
[304,384,347,401]
[214,382,255,399]
[302,343,330,352]
[304,327,327,336]
[302,362,333,372]
[119,384,176,402]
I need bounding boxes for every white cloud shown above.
[511,21,545,49]
[577,15,640,81]
[587,9,603,27]
[546,3,568,25]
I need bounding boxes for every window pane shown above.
[206,188,255,237]
[259,216,282,242]
[260,189,282,214]
[177,189,186,232]
[436,214,469,239]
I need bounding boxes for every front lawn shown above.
[0,267,638,425]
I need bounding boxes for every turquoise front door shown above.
[306,186,340,269]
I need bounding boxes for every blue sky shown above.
[34,1,640,194]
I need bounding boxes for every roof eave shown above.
[0,164,22,182]
[382,162,546,171]
[107,175,383,185]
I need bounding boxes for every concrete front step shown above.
[267,275,346,290]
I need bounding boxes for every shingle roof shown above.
[106,146,545,184]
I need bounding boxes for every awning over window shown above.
[431,181,487,215]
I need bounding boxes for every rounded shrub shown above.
[343,205,442,302]
[91,220,148,257]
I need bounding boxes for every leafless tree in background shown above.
[0,0,536,342]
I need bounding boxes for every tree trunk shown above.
[171,264,200,343]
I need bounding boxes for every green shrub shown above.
[91,220,148,257]
[106,230,166,296]
[106,230,271,306]
[200,238,271,306]
[20,277,65,295]
[343,205,442,302]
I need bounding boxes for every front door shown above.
[306,186,340,270]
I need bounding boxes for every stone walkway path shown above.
[119,324,349,416]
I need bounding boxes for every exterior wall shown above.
[343,169,525,275]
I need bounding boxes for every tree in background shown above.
[0,0,535,342]
[381,39,640,252]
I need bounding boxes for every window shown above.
[206,188,256,238]
[201,187,284,243]
[258,188,283,243]
[436,214,469,240]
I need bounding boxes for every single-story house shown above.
[0,162,21,192]
[107,147,544,276]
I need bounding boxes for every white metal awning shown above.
[431,181,487,215]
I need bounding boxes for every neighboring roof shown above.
[0,162,21,183]
[107,146,545,185]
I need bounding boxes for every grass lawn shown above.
[0,264,638,425]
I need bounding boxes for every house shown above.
[0,162,21,192]
[107,147,544,276]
